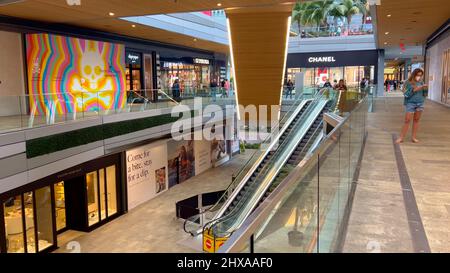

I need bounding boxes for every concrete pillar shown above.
[377,49,385,97]
[225,4,293,123]
[404,59,411,81]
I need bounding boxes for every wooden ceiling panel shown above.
[377,0,450,48]
[0,0,294,54]
[75,17,229,53]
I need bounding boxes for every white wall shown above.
[427,31,450,102]
[0,31,26,116]
[126,140,169,210]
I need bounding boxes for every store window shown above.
[86,165,118,227]
[86,171,100,227]
[54,182,66,232]
[160,58,212,93]
[35,187,54,252]
[106,166,118,216]
[3,187,55,253]
[23,192,34,252]
[3,195,24,253]
[126,51,143,91]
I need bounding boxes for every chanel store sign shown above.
[308,56,336,63]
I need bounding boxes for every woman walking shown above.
[395,68,428,144]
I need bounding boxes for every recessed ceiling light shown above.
[385,32,389,35]
[387,14,392,17]
[217,3,222,6]
[193,38,197,41]
[131,24,136,28]
[384,42,388,45]
[109,12,115,16]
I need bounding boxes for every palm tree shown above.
[302,0,335,32]
[328,2,344,28]
[292,1,308,34]
[355,0,369,30]
[333,0,361,31]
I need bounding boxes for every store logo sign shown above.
[127,53,140,64]
[308,56,336,63]
[193,58,210,65]
[163,62,184,68]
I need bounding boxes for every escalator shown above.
[200,95,331,248]
[183,98,312,236]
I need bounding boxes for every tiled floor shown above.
[344,97,450,253]
[54,151,253,253]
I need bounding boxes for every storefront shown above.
[425,22,450,105]
[160,56,213,92]
[286,50,379,88]
[126,51,143,91]
[0,154,123,253]
[125,50,155,93]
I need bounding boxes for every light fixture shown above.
[384,42,388,45]
[387,14,392,17]
[217,3,222,6]
[109,12,115,16]
[131,24,136,28]
[193,38,197,42]
[385,32,389,35]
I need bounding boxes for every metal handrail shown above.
[183,98,309,235]
[203,90,331,239]
[217,95,367,253]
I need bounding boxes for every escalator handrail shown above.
[209,99,311,224]
[211,100,328,237]
[183,98,308,235]
[217,95,368,253]
[204,91,330,237]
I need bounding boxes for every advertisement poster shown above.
[167,138,195,188]
[210,124,228,166]
[230,118,240,154]
[126,141,168,210]
[211,139,227,165]
[25,33,126,115]
[194,140,212,175]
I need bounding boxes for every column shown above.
[226,4,293,123]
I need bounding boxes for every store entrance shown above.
[54,165,119,235]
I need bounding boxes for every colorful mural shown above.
[26,33,126,115]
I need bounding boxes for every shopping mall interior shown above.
[0,0,449,256]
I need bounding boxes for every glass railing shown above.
[217,93,368,253]
[291,25,374,39]
[183,97,310,235]
[203,89,338,245]
[0,88,236,134]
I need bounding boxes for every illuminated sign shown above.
[127,52,141,64]
[162,62,184,68]
[193,58,210,65]
[308,56,336,63]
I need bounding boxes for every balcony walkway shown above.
[344,97,450,253]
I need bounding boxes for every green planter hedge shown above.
[26,111,195,159]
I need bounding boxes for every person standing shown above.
[395,68,428,144]
[172,79,180,101]
[286,79,294,99]
[323,78,333,88]
[335,79,347,91]
[224,79,230,97]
